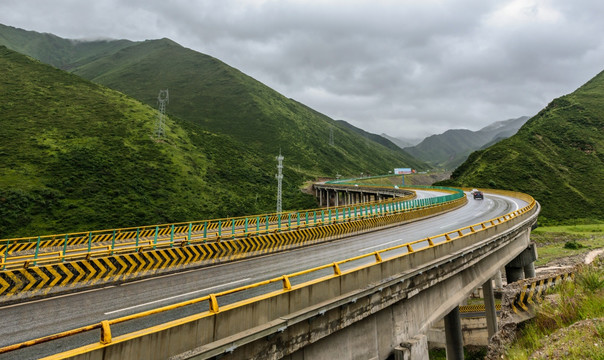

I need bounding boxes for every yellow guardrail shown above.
[0,189,536,357]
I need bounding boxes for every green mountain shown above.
[0,24,134,70]
[0,25,426,238]
[334,120,410,154]
[404,116,528,169]
[0,46,313,238]
[440,71,604,224]
[0,24,425,177]
[69,39,425,174]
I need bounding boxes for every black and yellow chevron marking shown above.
[511,272,574,314]
[0,198,466,298]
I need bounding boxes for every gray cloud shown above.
[2,0,604,139]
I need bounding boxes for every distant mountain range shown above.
[440,70,604,223]
[0,24,424,237]
[380,134,423,149]
[402,116,529,169]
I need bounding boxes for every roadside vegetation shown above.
[503,257,604,359]
[531,224,604,266]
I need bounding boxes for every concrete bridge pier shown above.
[493,270,503,289]
[483,279,497,339]
[505,243,537,283]
[394,335,428,360]
[444,306,464,360]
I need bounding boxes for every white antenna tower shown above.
[155,89,169,139]
[329,126,334,146]
[276,151,284,213]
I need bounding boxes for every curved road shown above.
[0,191,526,359]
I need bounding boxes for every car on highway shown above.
[473,190,484,200]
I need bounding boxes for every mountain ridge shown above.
[439,71,604,223]
[403,116,529,169]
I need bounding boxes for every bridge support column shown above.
[394,334,428,360]
[505,243,537,283]
[335,191,339,206]
[524,262,536,278]
[319,189,324,207]
[326,189,330,207]
[493,270,503,289]
[444,306,464,360]
[483,279,497,340]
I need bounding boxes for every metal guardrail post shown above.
[33,236,40,266]
[135,228,140,247]
[188,223,192,243]
[111,230,116,254]
[244,218,248,234]
[231,220,235,235]
[328,209,332,223]
[265,215,269,231]
[321,210,325,223]
[204,222,208,239]
[87,232,92,253]
[2,240,8,270]
[256,217,260,233]
[218,220,222,238]
[153,226,158,249]
[63,234,68,261]
[170,225,174,247]
[288,213,292,228]
[277,214,281,230]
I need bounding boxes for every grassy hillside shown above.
[440,70,604,224]
[0,46,313,238]
[67,38,425,175]
[0,25,425,178]
[0,23,134,70]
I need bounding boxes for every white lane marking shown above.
[486,193,521,211]
[0,285,116,310]
[358,239,403,252]
[104,278,252,315]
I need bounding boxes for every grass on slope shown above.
[531,224,604,266]
[504,258,604,359]
[68,38,426,176]
[0,46,314,238]
[0,23,134,70]
[439,70,604,224]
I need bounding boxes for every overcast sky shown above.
[2,0,603,139]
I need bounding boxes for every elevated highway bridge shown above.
[0,182,539,360]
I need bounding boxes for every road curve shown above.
[0,191,525,359]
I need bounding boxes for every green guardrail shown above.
[0,182,465,267]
